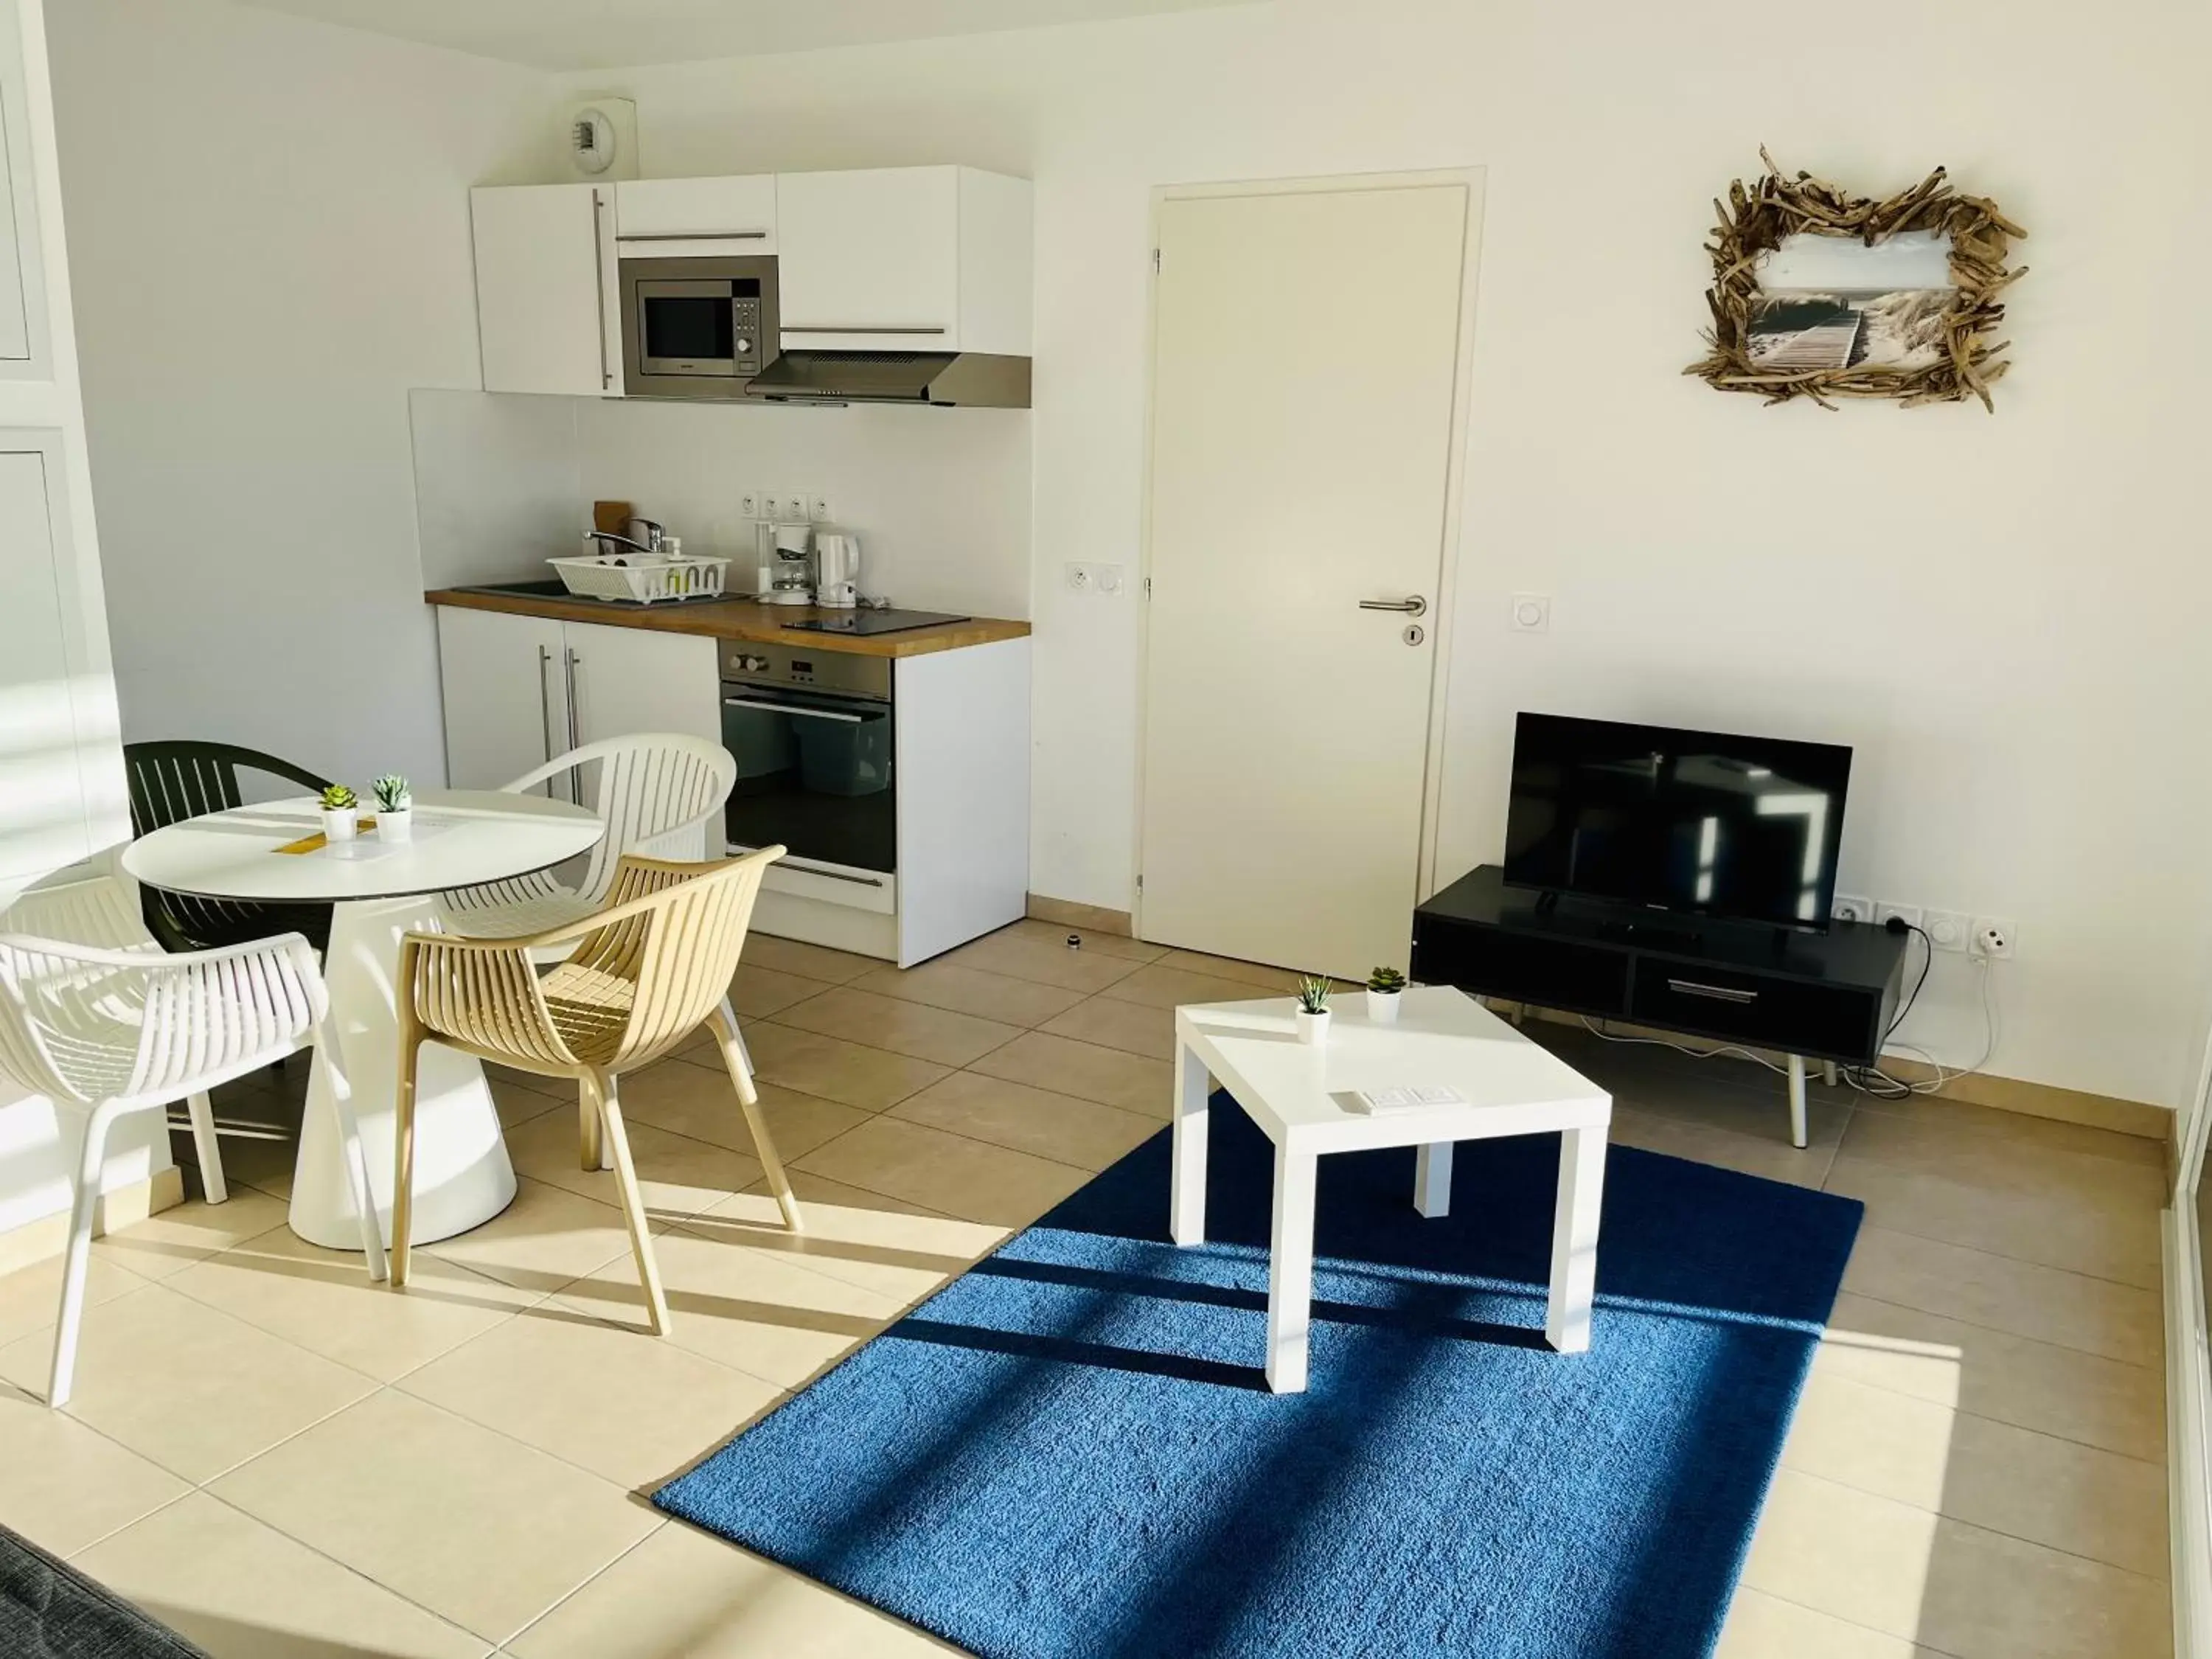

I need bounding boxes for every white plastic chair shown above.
[439,733,737,942]
[0,880,386,1408]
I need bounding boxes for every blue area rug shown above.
[655,1105,1863,1659]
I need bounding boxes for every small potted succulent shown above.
[1294,975,1332,1046]
[319,783,360,843]
[372,774,413,841]
[1366,965,1408,1024]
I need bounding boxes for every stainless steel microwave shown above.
[618,254,780,399]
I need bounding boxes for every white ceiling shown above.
[231,0,1250,71]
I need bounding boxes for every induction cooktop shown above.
[781,609,971,636]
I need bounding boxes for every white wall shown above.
[556,0,2212,1107]
[46,0,552,788]
[411,390,1033,622]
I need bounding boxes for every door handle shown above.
[1359,596,1427,617]
[782,325,948,336]
[536,645,557,798]
[591,191,611,391]
[1666,978,1759,1005]
[564,648,584,804]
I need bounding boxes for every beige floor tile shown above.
[211,1130,300,1201]
[1849,1091,2166,1171]
[1841,1226,2163,1363]
[935,928,1148,993]
[1717,1588,1952,1658]
[1743,1467,2170,1658]
[623,1059,873,1160]
[504,1105,764,1220]
[727,961,837,1018]
[91,1189,293,1282]
[0,1251,150,1349]
[741,933,883,984]
[1151,947,1307,992]
[1038,995,1178,1061]
[75,1492,490,1659]
[0,1386,189,1557]
[420,1176,636,1298]
[795,1115,1092,1228]
[487,1065,572,1104]
[774,986,1023,1068]
[849,959,1089,1027]
[492,1077,565,1128]
[509,1520,958,1658]
[1618,1065,1850,1152]
[398,1310,784,1489]
[967,1029,1175,1118]
[166,1222,542,1385]
[0,1282,375,1482]
[212,1391,659,1646]
[1825,1151,2163,1290]
[706,1022,950,1111]
[890,1071,1161,1172]
[1820,1292,2164,1461]
[1610,1105,1837,1189]
[691,1172,1005,1305]
[1095,960,1293,1012]
[1782,1368,2168,1579]
[553,1223,902,1391]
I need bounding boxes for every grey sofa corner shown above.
[0,1522,209,1659]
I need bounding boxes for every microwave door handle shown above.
[723,697,866,723]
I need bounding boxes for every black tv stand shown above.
[1411,866,1908,1149]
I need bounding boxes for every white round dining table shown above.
[121,790,604,1251]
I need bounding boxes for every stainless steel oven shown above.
[620,254,779,399]
[719,641,894,890]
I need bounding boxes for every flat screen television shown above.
[1503,713,1852,931]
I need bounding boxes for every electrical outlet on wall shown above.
[737,490,762,519]
[1971,917,2018,959]
[808,495,835,524]
[1877,902,1924,933]
[1923,910,1972,953]
[1832,894,1873,925]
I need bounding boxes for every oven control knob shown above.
[734,337,752,355]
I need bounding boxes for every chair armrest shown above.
[0,931,316,975]
[633,806,723,862]
[397,931,578,1068]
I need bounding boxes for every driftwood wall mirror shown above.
[1686,150,2027,410]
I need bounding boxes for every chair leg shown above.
[711,998,802,1232]
[49,1099,124,1409]
[313,1019,386,1281]
[578,1082,607,1172]
[185,1091,227,1205]
[591,1071,669,1336]
[391,1029,422,1288]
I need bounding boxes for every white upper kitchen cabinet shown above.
[470,183,622,397]
[775,166,1032,355]
[616,175,776,254]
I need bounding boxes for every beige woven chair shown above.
[389,848,800,1334]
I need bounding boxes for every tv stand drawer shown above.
[1628,959,1871,1060]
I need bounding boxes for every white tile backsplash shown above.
[408,390,1032,619]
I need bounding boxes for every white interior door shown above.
[1139,181,1472,980]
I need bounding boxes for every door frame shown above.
[1130,167,1489,948]
[2168,1015,2212,1658]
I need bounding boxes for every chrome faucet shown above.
[583,528,661,557]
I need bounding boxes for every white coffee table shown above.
[122,790,604,1250]
[1170,984,1613,1394]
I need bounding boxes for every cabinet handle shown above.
[536,645,557,798]
[782,325,947,336]
[616,230,768,243]
[591,190,611,390]
[1666,978,1759,1005]
[565,648,583,804]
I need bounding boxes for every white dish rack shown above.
[546,553,730,604]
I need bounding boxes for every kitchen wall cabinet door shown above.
[616,175,776,254]
[435,606,569,792]
[775,166,1031,356]
[470,184,621,397]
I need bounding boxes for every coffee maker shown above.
[814,532,861,608]
[756,521,815,605]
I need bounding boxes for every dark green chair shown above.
[123,740,336,954]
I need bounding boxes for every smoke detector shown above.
[563,98,638,182]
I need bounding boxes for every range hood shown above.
[742,350,1031,408]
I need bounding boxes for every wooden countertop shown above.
[425,588,1031,658]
